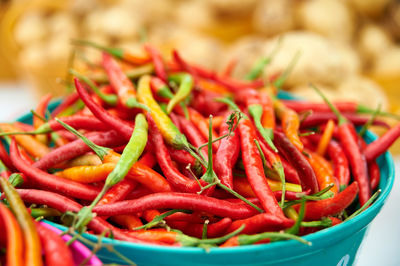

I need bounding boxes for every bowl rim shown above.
[16,91,395,254]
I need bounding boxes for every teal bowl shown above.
[15,91,394,266]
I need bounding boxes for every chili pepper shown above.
[369,160,380,191]
[168,146,197,166]
[238,119,285,218]
[68,113,148,230]
[221,58,237,77]
[74,78,134,141]
[259,89,275,130]
[227,213,294,235]
[102,53,149,110]
[0,124,50,159]
[0,178,43,266]
[70,69,118,106]
[98,179,138,205]
[137,75,190,150]
[274,131,319,193]
[295,182,359,221]
[142,209,161,223]
[328,140,351,187]
[170,218,232,239]
[9,138,101,200]
[16,189,159,244]
[280,158,301,185]
[164,212,207,224]
[92,192,258,219]
[316,119,335,156]
[214,115,240,189]
[30,207,61,218]
[126,229,179,245]
[111,215,143,230]
[233,177,302,197]
[33,130,125,170]
[73,39,151,65]
[144,45,168,83]
[176,115,207,157]
[148,114,204,192]
[273,98,303,151]
[305,151,338,195]
[313,86,371,206]
[167,73,193,113]
[51,92,80,117]
[0,141,15,171]
[300,112,389,128]
[365,122,400,162]
[150,76,174,99]
[90,64,155,84]
[35,222,74,266]
[188,108,220,151]
[33,93,52,144]
[197,79,230,95]
[282,100,400,119]
[0,202,23,266]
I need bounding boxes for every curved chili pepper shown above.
[316,119,335,156]
[0,202,23,266]
[238,119,285,218]
[150,76,174,99]
[70,69,118,106]
[98,179,137,205]
[74,78,134,141]
[188,108,220,151]
[145,45,168,83]
[92,192,258,219]
[227,213,294,235]
[137,75,189,150]
[73,39,151,65]
[273,98,303,151]
[35,222,74,266]
[274,131,319,193]
[0,178,43,266]
[305,151,338,195]
[167,73,193,114]
[102,52,147,109]
[0,141,15,171]
[110,215,143,230]
[300,112,389,128]
[296,182,359,221]
[365,122,400,162]
[51,92,79,117]
[148,115,204,193]
[9,139,101,200]
[314,86,371,205]
[214,115,240,189]
[16,189,160,245]
[33,130,125,170]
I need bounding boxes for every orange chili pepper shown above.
[127,229,179,245]
[188,108,220,151]
[259,89,275,129]
[143,209,161,222]
[0,124,50,159]
[273,99,303,151]
[316,119,335,156]
[0,202,24,266]
[306,151,338,194]
[111,214,143,230]
[197,79,230,94]
[221,235,239,247]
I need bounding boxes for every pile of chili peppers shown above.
[1,42,399,255]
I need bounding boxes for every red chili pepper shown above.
[92,192,258,219]
[51,92,79,117]
[16,189,161,245]
[167,146,197,166]
[327,140,350,187]
[0,141,15,171]
[364,122,400,162]
[98,179,138,205]
[238,119,285,219]
[33,130,125,170]
[38,115,109,133]
[148,115,204,193]
[188,108,220,151]
[214,115,240,189]
[10,139,101,200]
[145,45,168,83]
[35,223,74,266]
[164,212,208,224]
[169,218,232,238]
[227,213,294,235]
[296,182,359,221]
[281,158,301,185]
[176,115,208,156]
[274,131,319,193]
[74,78,134,140]
[300,112,389,129]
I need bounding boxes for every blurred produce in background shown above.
[0,0,399,114]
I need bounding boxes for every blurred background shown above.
[0,0,399,264]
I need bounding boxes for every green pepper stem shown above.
[357,104,400,120]
[248,104,278,152]
[285,198,306,235]
[179,225,245,246]
[70,69,118,106]
[301,217,332,228]
[71,39,124,59]
[55,118,110,160]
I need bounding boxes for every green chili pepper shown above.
[69,69,118,106]
[166,73,193,114]
[30,208,62,219]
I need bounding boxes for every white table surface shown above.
[0,83,399,266]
